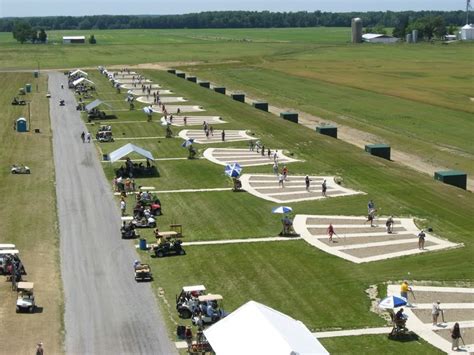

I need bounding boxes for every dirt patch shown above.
[409,291,474,304]
[412,309,474,323]
[343,241,436,258]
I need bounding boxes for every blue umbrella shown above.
[143,106,153,115]
[225,163,242,178]
[272,206,293,214]
[181,139,194,148]
[378,295,408,309]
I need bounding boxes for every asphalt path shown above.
[49,72,176,355]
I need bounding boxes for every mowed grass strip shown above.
[0,73,62,354]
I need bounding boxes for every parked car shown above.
[11,165,30,174]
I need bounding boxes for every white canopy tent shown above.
[204,301,330,355]
[108,143,155,163]
[85,99,112,111]
[72,77,95,87]
[69,69,88,77]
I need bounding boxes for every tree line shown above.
[0,10,467,33]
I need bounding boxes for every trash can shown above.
[34,71,39,78]
[139,238,147,250]
[102,154,109,161]
[25,84,32,93]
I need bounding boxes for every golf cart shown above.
[176,285,206,319]
[121,222,139,239]
[11,164,30,174]
[88,108,106,120]
[96,131,114,142]
[0,249,19,275]
[11,97,26,106]
[153,238,185,258]
[134,263,152,282]
[132,216,156,228]
[192,294,227,325]
[16,282,35,313]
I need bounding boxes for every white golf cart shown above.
[176,285,206,319]
[11,164,30,174]
[192,294,227,325]
[0,249,19,275]
[16,282,35,313]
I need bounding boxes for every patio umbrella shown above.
[127,90,133,94]
[143,106,153,115]
[181,139,194,148]
[378,295,407,309]
[272,206,293,214]
[225,163,242,178]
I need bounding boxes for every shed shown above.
[461,24,474,40]
[204,301,329,355]
[316,125,338,138]
[365,144,391,160]
[280,112,298,123]
[63,36,86,44]
[434,170,467,190]
[108,143,155,163]
[198,81,210,88]
[214,87,226,94]
[362,34,399,44]
[16,117,28,132]
[186,76,197,83]
[252,102,268,112]
[231,93,245,103]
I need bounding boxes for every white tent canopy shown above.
[70,69,88,77]
[85,99,112,111]
[72,77,95,87]
[204,301,329,355]
[108,143,155,163]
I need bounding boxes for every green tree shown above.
[38,28,47,43]
[447,25,458,35]
[89,34,97,44]
[12,21,33,44]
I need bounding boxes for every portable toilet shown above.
[25,84,32,93]
[16,117,28,132]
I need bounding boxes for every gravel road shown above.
[49,72,176,355]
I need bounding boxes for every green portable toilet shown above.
[231,93,245,103]
[16,117,28,132]
[365,144,391,160]
[167,69,176,74]
[186,76,197,83]
[316,125,338,139]
[214,87,226,94]
[253,102,268,112]
[199,81,210,88]
[33,71,39,78]
[176,72,186,78]
[434,171,467,190]
[25,84,32,93]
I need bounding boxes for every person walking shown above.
[321,179,327,197]
[386,216,394,234]
[272,162,279,176]
[365,209,376,227]
[209,125,214,136]
[86,132,91,143]
[305,175,311,192]
[450,322,462,351]
[368,200,375,213]
[120,198,127,216]
[80,131,85,143]
[418,230,426,250]
[432,300,443,326]
[249,140,255,151]
[183,116,187,126]
[278,173,284,188]
[327,224,335,243]
[221,130,225,141]
[282,166,288,181]
[273,150,278,162]
[261,145,265,156]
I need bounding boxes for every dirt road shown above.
[49,72,176,354]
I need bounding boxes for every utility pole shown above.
[468,0,471,25]
[27,101,31,131]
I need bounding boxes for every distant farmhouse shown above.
[63,36,85,44]
[362,33,399,43]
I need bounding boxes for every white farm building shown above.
[362,33,399,43]
[461,24,474,40]
[63,36,86,44]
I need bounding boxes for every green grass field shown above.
[0,73,63,353]
[0,26,472,353]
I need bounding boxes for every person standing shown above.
[305,175,311,192]
[185,326,193,352]
[418,230,426,250]
[86,132,91,143]
[209,125,214,136]
[327,224,335,243]
[273,150,278,162]
[249,140,255,151]
[322,179,327,197]
[450,322,462,351]
[368,200,375,213]
[261,145,265,156]
[386,216,394,234]
[120,198,126,216]
[272,162,279,176]
[183,116,187,126]
[278,173,284,188]
[400,280,413,305]
[432,301,443,326]
[282,166,288,180]
[365,209,376,227]
[80,131,85,143]
[36,342,44,355]
[221,130,225,141]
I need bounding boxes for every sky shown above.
[0,0,467,17]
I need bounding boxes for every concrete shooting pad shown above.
[114,78,153,84]
[204,148,300,167]
[161,116,225,127]
[179,130,255,144]
[240,174,363,203]
[151,105,205,114]
[128,89,173,96]
[293,215,461,263]
[386,284,474,353]
[137,96,187,104]
[120,83,161,90]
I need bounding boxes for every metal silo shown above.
[412,30,418,43]
[351,18,363,43]
[406,34,413,43]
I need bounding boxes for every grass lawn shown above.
[82,68,473,355]
[0,73,63,353]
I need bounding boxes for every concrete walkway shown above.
[49,72,176,355]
